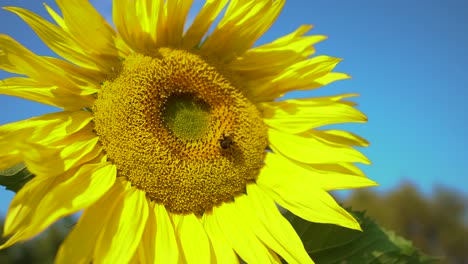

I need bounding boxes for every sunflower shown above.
[0,0,376,263]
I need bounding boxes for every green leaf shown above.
[284,209,439,264]
[0,163,34,192]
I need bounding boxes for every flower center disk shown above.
[92,49,268,214]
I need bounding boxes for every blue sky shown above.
[1,0,467,215]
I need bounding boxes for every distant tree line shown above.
[340,182,468,264]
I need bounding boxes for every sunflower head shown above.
[0,0,376,263]
[92,49,268,214]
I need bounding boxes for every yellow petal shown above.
[0,174,59,248]
[29,162,115,231]
[0,110,93,169]
[202,212,239,264]
[19,133,101,178]
[263,152,377,193]
[257,154,362,230]
[229,25,326,78]
[0,149,20,171]
[154,203,181,263]
[249,56,350,102]
[0,110,92,145]
[163,0,194,47]
[44,57,105,88]
[171,213,212,263]
[113,0,164,54]
[0,77,94,110]
[269,128,370,164]
[0,161,116,248]
[235,184,314,264]
[309,162,366,178]
[0,35,98,98]
[208,200,281,263]
[137,201,182,264]
[3,7,105,71]
[137,201,157,264]
[311,129,369,147]
[201,0,285,63]
[183,0,229,49]
[116,0,194,49]
[94,183,149,263]
[43,3,66,29]
[55,178,125,264]
[50,1,131,58]
[261,94,367,134]
[55,0,119,58]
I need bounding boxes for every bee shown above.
[219,133,234,149]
